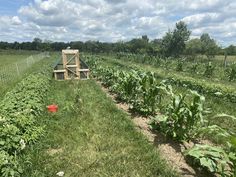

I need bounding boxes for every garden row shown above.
[116,52,236,82]
[98,56,236,104]
[0,68,51,176]
[88,59,236,177]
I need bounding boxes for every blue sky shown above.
[0,0,235,46]
[0,0,30,15]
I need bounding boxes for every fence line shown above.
[0,52,49,84]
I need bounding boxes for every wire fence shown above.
[0,52,49,84]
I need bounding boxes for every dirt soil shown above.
[97,81,212,177]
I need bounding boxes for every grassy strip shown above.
[22,80,178,177]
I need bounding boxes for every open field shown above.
[215,55,236,62]
[0,50,40,65]
[0,50,58,96]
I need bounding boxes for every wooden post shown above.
[62,52,68,80]
[75,51,80,79]
[15,63,20,76]
[224,53,227,68]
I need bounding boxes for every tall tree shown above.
[185,38,202,59]
[200,33,218,59]
[172,21,191,56]
[160,21,191,57]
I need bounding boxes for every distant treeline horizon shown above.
[0,22,236,57]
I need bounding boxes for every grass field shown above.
[0,50,40,65]
[21,80,178,177]
[213,55,236,62]
[0,50,57,96]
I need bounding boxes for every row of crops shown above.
[116,52,236,82]
[0,68,51,176]
[87,58,236,176]
[100,56,236,104]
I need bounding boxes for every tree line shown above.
[0,21,236,57]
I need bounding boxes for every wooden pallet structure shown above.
[53,49,90,80]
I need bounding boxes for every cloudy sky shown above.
[0,0,235,46]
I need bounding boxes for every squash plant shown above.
[185,144,233,176]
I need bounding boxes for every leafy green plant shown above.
[198,125,231,144]
[163,59,172,70]
[229,136,236,176]
[225,63,236,81]
[150,91,206,141]
[176,59,184,72]
[185,144,233,176]
[0,68,51,176]
[204,62,215,77]
[189,63,199,74]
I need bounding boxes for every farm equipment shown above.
[53,49,90,80]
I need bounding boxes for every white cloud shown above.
[0,0,235,46]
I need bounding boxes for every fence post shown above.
[15,63,20,76]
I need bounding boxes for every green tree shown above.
[185,38,202,59]
[160,21,191,57]
[128,36,149,53]
[200,33,218,59]
[160,31,173,57]
[32,38,43,50]
[225,45,236,55]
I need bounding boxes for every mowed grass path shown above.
[22,80,178,177]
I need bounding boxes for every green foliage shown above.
[185,115,236,176]
[150,91,205,141]
[185,39,202,57]
[94,66,170,115]
[225,45,236,56]
[200,33,218,59]
[88,55,236,176]
[198,124,231,144]
[161,21,191,57]
[189,63,199,74]
[204,62,215,77]
[225,63,236,81]
[176,59,184,71]
[113,53,236,103]
[0,69,50,176]
[185,144,233,176]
